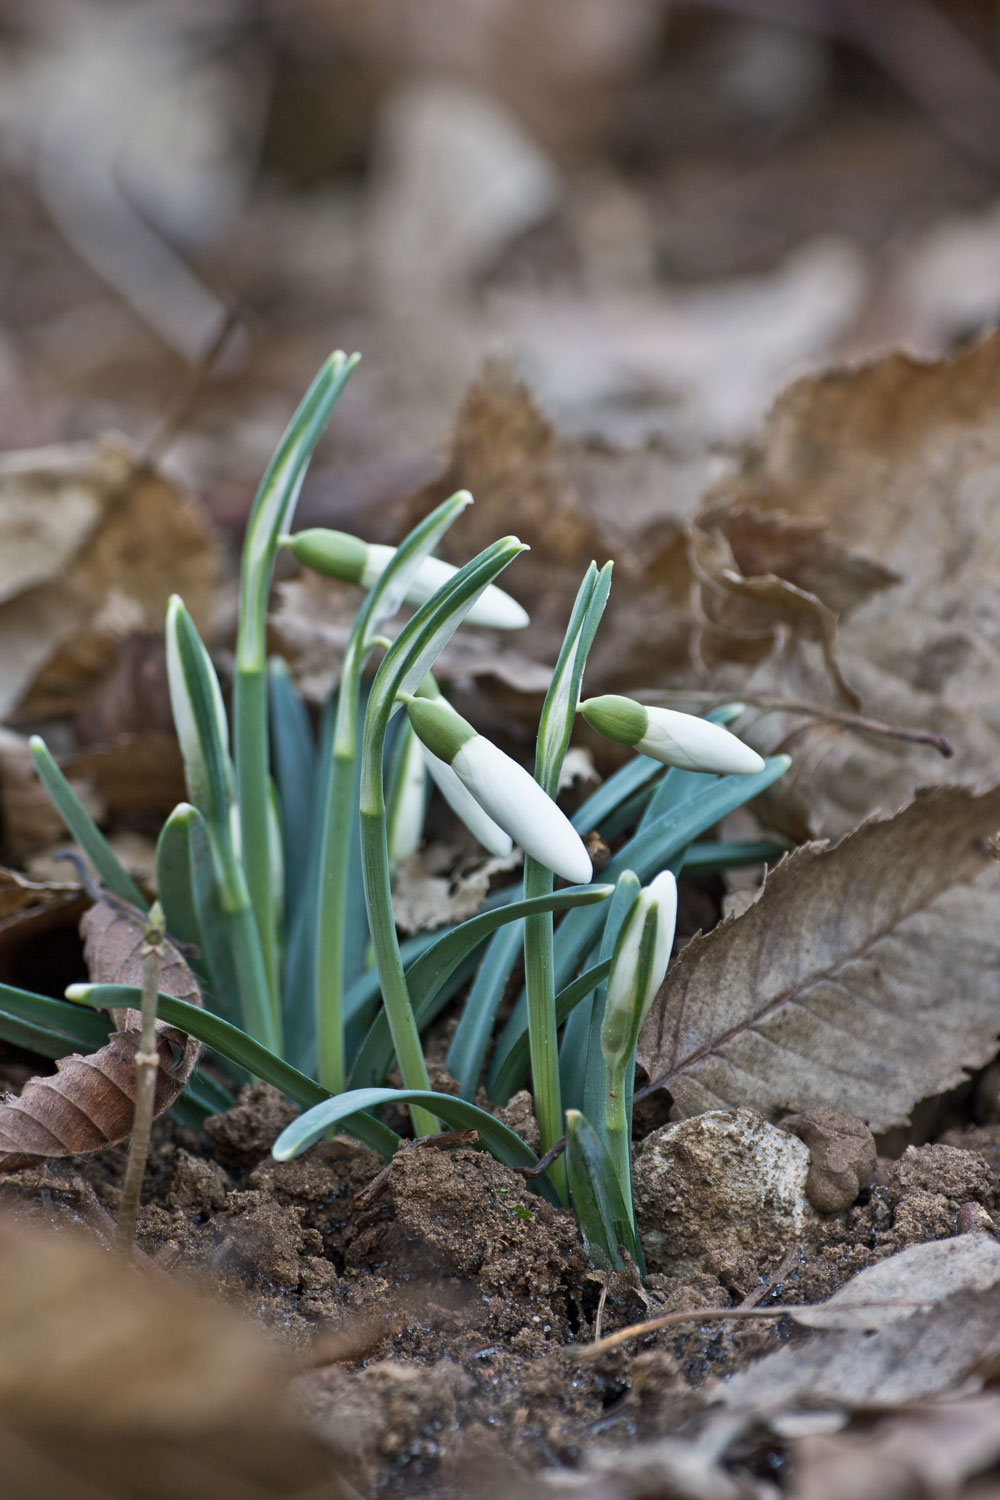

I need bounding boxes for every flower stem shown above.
[359,806,437,1135]
[234,664,280,1015]
[523,857,568,1200]
[604,1057,636,1235]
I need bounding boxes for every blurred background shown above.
[3,0,1000,542]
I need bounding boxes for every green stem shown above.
[226,899,281,1057]
[604,1057,635,1234]
[359,755,437,1137]
[234,664,279,1013]
[523,858,568,1200]
[314,744,355,1092]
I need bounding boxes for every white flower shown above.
[405,694,591,882]
[283,527,528,629]
[580,695,764,775]
[451,735,592,884]
[361,545,528,629]
[601,870,677,1067]
[421,748,513,859]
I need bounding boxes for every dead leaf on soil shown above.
[788,1393,1000,1500]
[0,435,218,722]
[0,867,82,923]
[708,332,1000,837]
[0,1216,351,1498]
[638,784,1000,1134]
[0,899,202,1173]
[792,1234,1000,1333]
[392,846,522,934]
[718,1281,1000,1415]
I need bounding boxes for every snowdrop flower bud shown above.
[404,696,592,884]
[580,695,764,775]
[421,748,513,859]
[283,528,529,630]
[600,870,677,1070]
[386,721,428,866]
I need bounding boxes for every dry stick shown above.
[573,1298,933,1360]
[116,901,166,1253]
[643,689,953,758]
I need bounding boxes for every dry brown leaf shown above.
[690,504,898,708]
[0,435,218,722]
[638,784,1000,1134]
[789,1394,1000,1500]
[0,899,202,1173]
[0,867,81,923]
[708,332,1000,837]
[793,1234,1000,1333]
[0,1217,351,1498]
[396,359,697,692]
[718,1282,1000,1415]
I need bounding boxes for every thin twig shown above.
[518,1134,567,1180]
[573,1298,932,1359]
[642,690,953,757]
[594,1272,612,1344]
[737,1244,801,1310]
[116,901,166,1253]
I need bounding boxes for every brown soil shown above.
[2,1083,998,1497]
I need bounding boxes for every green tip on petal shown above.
[286,528,370,585]
[579,695,648,748]
[405,696,477,766]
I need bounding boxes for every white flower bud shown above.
[284,528,528,629]
[581,695,764,775]
[405,696,591,882]
[601,870,677,1068]
[451,736,592,885]
[421,747,513,859]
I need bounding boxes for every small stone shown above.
[633,1108,817,1280]
[781,1105,878,1213]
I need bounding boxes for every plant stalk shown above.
[234,664,280,1011]
[604,1057,636,1236]
[523,858,568,1200]
[116,902,166,1253]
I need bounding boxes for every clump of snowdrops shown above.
[20,354,788,1268]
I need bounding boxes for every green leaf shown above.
[155,804,243,1025]
[565,1109,644,1273]
[29,737,146,908]
[447,919,524,1101]
[238,351,359,672]
[165,597,234,840]
[272,1087,558,1203]
[487,960,611,1104]
[349,886,613,1087]
[566,870,642,1120]
[0,982,112,1054]
[268,659,317,925]
[65,983,397,1157]
[488,755,791,1102]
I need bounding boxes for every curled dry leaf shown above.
[638,784,1000,1134]
[0,1217,352,1499]
[0,435,218,723]
[690,503,898,709]
[709,332,1000,838]
[0,898,202,1173]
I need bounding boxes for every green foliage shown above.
[17,353,790,1273]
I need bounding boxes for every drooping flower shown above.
[580,695,764,775]
[283,527,529,629]
[403,695,592,884]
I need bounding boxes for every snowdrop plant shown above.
[14,353,791,1266]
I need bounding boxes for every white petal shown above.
[638,709,765,775]
[422,748,513,859]
[452,737,592,884]
[360,547,528,629]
